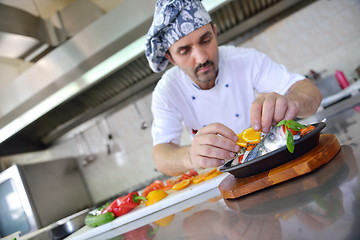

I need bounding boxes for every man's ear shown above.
[211,23,218,36]
[165,52,176,65]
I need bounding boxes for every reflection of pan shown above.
[224,145,353,215]
[220,123,326,178]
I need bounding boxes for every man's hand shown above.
[189,123,240,169]
[250,92,298,133]
[250,79,322,132]
[153,123,239,176]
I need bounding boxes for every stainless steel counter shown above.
[68,94,360,240]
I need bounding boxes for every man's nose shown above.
[193,47,208,65]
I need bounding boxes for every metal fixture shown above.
[76,132,95,166]
[133,102,150,130]
[98,118,122,155]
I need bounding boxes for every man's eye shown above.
[202,38,211,44]
[179,49,189,55]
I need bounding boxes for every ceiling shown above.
[0,0,317,156]
[0,0,125,62]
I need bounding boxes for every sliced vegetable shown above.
[204,169,222,180]
[300,125,316,136]
[160,185,173,191]
[180,173,192,180]
[165,179,180,187]
[172,178,192,190]
[246,145,255,151]
[203,168,217,177]
[187,169,199,177]
[177,169,199,182]
[142,180,165,197]
[102,192,146,217]
[85,212,115,227]
[145,190,168,206]
[192,168,222,184]
[192,174,207,184]
[237,154,244,164]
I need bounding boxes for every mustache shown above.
[195,60,214,73]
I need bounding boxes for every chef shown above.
[145,0,322,176]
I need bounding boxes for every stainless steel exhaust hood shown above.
[0,0,317,156]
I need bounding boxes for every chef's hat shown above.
[145,0,212,72]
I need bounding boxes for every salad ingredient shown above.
[204,169,222,180]
[192,168,223,184]
[102,192,146,217]
[240,127,262,144]
[142,180,165,197]
[187,169,199,177]
[172,178,192,190]
[192,174,207,184]
[237,154,244,164]
[145,190,168,206]
[85,212,115,227]
[300,125,316,136]
[236,133,248,147]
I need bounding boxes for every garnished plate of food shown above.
[219,120,326,178]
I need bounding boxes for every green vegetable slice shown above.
[85,212,115,227]
[277,120,306,153]
[285,129,294,153]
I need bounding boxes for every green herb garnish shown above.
[277,120,306,153]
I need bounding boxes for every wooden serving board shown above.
[219,134,340,199]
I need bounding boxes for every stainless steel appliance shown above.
[0,158,92,237]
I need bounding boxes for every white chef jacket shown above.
[151,46,304,146]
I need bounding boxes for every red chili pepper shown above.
[102,192,146,217]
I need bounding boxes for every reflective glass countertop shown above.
[69,95,360,240]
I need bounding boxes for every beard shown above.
[194,60,217,83]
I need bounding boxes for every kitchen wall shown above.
[236,0,360,82]
[1,0,359,204]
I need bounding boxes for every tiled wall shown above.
[1,0,359,204]
[238,0,360,82]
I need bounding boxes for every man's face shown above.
[166,24,219,90]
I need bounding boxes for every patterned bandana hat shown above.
[145,0,212,73]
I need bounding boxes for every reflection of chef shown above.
[278,145,359,240]
[296,189,344,229]
[183,208,282,240]
[279,177,358,240]
[182,178,357,240]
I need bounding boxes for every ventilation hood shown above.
[0,0,317,156]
